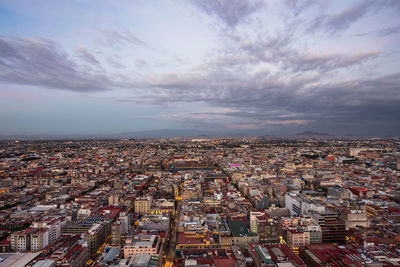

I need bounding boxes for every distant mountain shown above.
[118,129,210,138]
[124,130,251,138]
[0,130,395,140]
[296,131,331,136]
[257,134,274,139]
[0,129,216,140]
[230,132,249,137]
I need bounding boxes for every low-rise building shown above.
[123,234,162,259]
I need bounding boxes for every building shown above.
[119,212,130,234]
[30,228,49,252]
[137,214,170,232]
[176,248,236,267]
[286,228,310,252]
[32,217,67,245]
[10,229,31,252]
[135,196,153,215]
[32,260,56,267]
[228,220,258,250]
[250,195,271,210]
[341,209,370,230]
[123,234,162,259]
[84,221,111,258]
[285,193,325,216]
[248,243,306,267]
[111,221,121,246]
[312,213,346,244]
[33,236,89,267]
[250,211,265,233]
[300,244,368,266]
[349,186,369,198]
[258,220,281,244]
[125,253,161,267]
[349,148,360,157]
[10,228,49,252]
[250,212,280,244]
[108,193,119,206]
[307,224,322,245]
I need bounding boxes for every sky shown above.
[0,0,399,137]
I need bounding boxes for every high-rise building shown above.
[111,221,121,246]
[119,212,130,234]
[84,222,111,258]
[312,213,345,244]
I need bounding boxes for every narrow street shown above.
[167,199,181,259]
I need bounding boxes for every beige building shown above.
[250,211,265,233]
[108,193,119,206]
[286,228,310,250]
[10,231,29,252]
[135,196,152,215]
[342,209,370,230]
[123,234,162,259]
[30,228,49,252]
[10,228,49,252]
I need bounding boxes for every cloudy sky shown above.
[0,0,399,136]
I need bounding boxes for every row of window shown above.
[125,249,155,252]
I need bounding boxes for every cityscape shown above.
[1,0,400,266]
[0,137,399,266]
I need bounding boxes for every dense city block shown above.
[0,138,399,266]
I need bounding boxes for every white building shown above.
[120,212,130,234]
[33,217,67,245]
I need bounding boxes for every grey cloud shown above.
[100,29,147,46]
[122,68,400,135]
[285,0,315,17]
[0,36,113,92]
[288,51,381,73]
[129,29,390,115]
[356,25,400,37]
[387,0,400,9]
[131,41,398,135]
[377,25,400,37]
[222,33,380,74]
[189,0,265,27]
[76,47,100,65]
[113,2,399,135]
[135,59,148,67]
[292,73,400,111]
[236,34,295,63]
[132,32,387,111]
[107,55,126,69]
[308,0,383,34]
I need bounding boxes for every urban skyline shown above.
[0,137,399,266]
